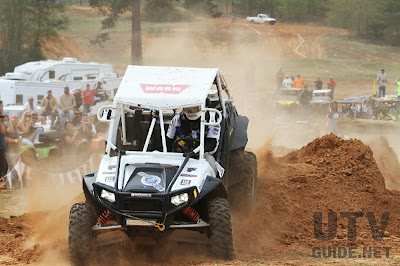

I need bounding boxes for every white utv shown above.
[68,66,257,265]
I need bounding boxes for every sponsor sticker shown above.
[105,176,115,182]
[108,165,116,170]
[140,84,190,94]
[187,167,196,172]
[102,171,116,175]
[180,174,197,178]
[180,179,191,186]
[137,172,164,192]
[131,193,152,198]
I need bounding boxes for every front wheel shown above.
[68,203,96,266]
[270,21,276,25]
[208,197,235,260]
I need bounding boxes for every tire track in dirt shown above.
[295,33,307,58]
[239,23,261,36]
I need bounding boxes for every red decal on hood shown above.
[140,84,190,94]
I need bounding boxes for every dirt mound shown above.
[235,134,400,256]
[43,35,92,60]
[368,137,400,191]
[0,215,41,264]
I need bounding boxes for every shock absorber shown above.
[98,209,113,226]
[182,207,202,223]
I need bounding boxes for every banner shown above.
[4,153,103,189]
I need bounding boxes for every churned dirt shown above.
[235,134,400,258]
[2,134,400,264]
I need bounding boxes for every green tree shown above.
[184,0,222,18]
[145,0,182,22]
[89,0,143,65]
[0,0,69,75]
[27,0,69,60]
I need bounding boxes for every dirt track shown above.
[3,135,400,265]
[2,8,400,265]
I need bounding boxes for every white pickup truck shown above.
[246,14,276,25]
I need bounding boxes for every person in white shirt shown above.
[282,75,293,89]
[23,97,45,125]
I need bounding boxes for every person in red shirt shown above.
[82,84,95,115]
[327,76,337,100]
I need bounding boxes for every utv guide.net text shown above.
[312,212,391,258]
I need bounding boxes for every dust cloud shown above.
[2,11,400,265]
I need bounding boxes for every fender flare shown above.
[230,115,249,151]
[83,172,97,201]
[197,176,228,200]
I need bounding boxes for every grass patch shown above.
[63,13,187,35]
[282,58,400,80]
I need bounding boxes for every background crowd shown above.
[0,84,106,187]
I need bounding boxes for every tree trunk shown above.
[131,0,143,65]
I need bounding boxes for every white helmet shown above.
[183,106,201,120]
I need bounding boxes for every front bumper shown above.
[93,182,201,230]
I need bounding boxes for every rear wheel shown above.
[227,151,258,211]
[250,20,255,24]
[69,203,96,266]
[208,197,235,260]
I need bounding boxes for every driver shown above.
[166,106,220,153]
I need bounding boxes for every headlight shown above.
[101,190,116,203]
[171,193,189,206]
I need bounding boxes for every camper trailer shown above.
[0,57,121,106]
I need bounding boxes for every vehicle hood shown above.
[96,154,215,193]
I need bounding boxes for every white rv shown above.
[0,57,121,106]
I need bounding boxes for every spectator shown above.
[328,101,340,136]
[63,121,89,153]
[63,121,79,152]
[18,111,43,145]
[73,89,83,109]
[361,101,372,119]
[4,114,21,185]
[342,104,350,117]
[82,84,95,115]
[41,90,58,127]
[72,109,82,127]
[31,113,41,126]
[389,103,398,119]
[59,87,76,125]
[377,68,387,98]
[394,77,400,98]
[71,110,89,137]
[293,74,304,89]
[276,67,284,90]
[0,100,8,182]
[327,76,336,100]
[84,115,97,137]
[94,88,102,105]
[299,85,312,119]
[23,97,45,125]
[314,77,323,90]
[282,75,293,89]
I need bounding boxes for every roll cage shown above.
[99,73,233,160]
